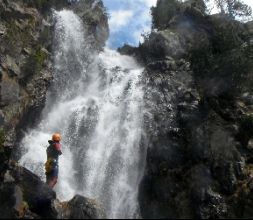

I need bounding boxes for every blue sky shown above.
[102,0,157,48]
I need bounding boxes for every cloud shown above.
[109,10,134,32]
[103,0,157,48]
[139,0,157,7]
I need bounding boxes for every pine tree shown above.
[213,0,252,19]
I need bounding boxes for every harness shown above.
[45,141,61,174]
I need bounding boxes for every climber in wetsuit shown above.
[45,133,62,188]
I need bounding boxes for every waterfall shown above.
[20,10,145,219]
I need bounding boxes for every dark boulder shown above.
[1,162,105,219]
[6,163,57,219]
[57,195,106,219]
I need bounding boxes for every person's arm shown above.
[54,143,62,155]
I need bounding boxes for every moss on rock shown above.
[33,47,48,70]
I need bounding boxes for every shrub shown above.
[190,17,253,97]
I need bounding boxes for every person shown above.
[45,133,62,188]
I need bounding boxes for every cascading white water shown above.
[20,10,145,219]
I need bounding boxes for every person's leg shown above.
[50,176,58,188]
[46,173,50,185]
[46,173,55,188]
[47,166,58,188]
[48,178,57,188]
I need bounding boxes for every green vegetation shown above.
[190,17,253,98]
[207,0,252,20]
[20,46,48,85]
[151,0,180,30]
[28,46,48,72]
[33,47,48,70]
[152,0,252,29]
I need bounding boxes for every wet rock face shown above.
[0,0,54,150]
[140,31,185,60]
[125,0,253,219]
[72,0,109,50]
[139,55,201,219]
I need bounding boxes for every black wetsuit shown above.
[46,140,62,182]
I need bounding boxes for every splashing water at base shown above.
[20,10,145,219]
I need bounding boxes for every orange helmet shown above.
[52,133,61,142]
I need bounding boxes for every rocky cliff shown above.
[0,0,108,218]
[120,0,253,218]
[0,0,56,153]
[1,0,253,219]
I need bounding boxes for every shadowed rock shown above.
[0,162,105,219]
[57,195,106,219]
